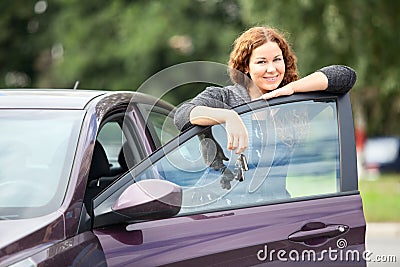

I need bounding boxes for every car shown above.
[363,136,400,175]
[0,89,366,266]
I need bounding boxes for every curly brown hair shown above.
[228,26,299,89]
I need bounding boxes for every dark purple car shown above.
[0,89,365,266]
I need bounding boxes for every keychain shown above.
[233,154,249,182]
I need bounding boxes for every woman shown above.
[174,25,356,155]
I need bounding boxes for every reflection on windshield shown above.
[0,110,84,219]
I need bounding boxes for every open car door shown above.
[92,91,366,266]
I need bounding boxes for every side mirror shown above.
[112,179,182,220]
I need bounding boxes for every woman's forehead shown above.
[251,42,283,58]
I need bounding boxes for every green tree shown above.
[47,0,243,104]
[238,0,400,136]
[0,0,55,88]
[2,0,399,135]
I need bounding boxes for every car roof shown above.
[0,89,164,109]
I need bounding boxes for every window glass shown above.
[0,110,84,219]
[364,137,399,164]
[135,100,339,215]
[98,122,125,168]
[85,113,142,212]
[138,104,180,147]
[149,111,180,146]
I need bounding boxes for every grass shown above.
[359,174,400,222]
[286,172,400,222]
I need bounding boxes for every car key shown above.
[234,154,248,182]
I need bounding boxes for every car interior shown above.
[83,113,140,215]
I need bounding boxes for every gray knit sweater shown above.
[174,65,357,131]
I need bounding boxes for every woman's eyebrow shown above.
[254,54,282,60]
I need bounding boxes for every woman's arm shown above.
[174,86,229,131]
[173,86,248,153]
[190,106,248,154]
[318,65,357,93]
[189,106,234,125]
[259,65,356,99]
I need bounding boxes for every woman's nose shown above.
[266,62,276,72]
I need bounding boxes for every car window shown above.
[84,112,144,212]
[0,110,84,219]
[89,113,143,183]
[97,121,126,169]
[138,103,179,147]
[134,99,340,215]
[364,137,400,164]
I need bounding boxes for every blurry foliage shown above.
[1,0,400,136]
[47,0,243,91]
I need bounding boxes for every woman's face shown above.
[247,41,285,93]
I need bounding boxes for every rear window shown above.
[364,137,399,164]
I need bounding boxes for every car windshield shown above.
[0,109,85,219]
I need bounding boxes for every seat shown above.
[117,142,136,172]
[118,145,128,172]
[88,140,111,186]
[84,140,111,212]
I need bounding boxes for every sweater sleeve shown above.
[173,86,230,131]
[317,65,357,94]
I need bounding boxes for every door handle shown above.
[288,223,348,243]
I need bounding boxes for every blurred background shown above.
[1,0,399,225]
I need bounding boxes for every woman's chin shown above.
[259,86,278,94]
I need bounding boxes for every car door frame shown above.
[92,92,366,266]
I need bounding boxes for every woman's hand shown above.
[225,110,248,154]
[257,84,295,100]
[190,106,248,154]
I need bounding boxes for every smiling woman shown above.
[174,26,357,157]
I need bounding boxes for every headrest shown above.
[88,140,110,181]
[118,142,136,172]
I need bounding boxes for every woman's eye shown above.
[273,58,282,62]
[256,60,266,64]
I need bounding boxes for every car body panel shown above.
[94,194,365,266]
[5,232,107,267]
[0,213,65,266]
[0,89,106,109]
